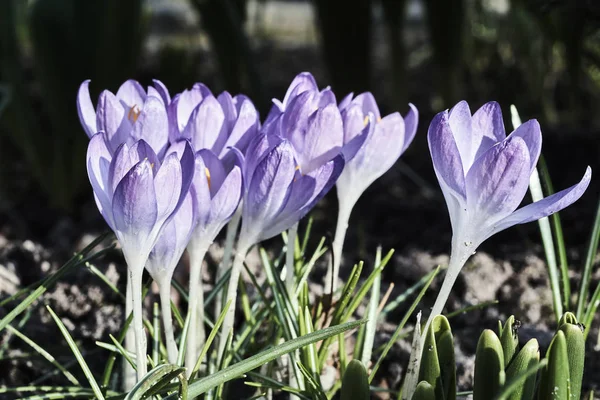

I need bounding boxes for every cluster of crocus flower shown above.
[78,73,591,390]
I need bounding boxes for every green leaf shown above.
[496,357,546,400]
[181,319,366,398]
[412,381,436,400]
[558,322,585,400]
[537,330,570,400]
[46,306,105,400]
[125,364,186,400]
[473,330,505,400]
[433,316,456,400]
[341,360,370,400]
[418,320,442,399]
[504,339,540,400]
[558,312,579,327]
[499,316,520,367]
[580,197,600,332]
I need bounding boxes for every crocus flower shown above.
[184,148,243,374]
[78,79,171,158]
[425,100,591,330]
[216,133,344,359]
[328,92,418,293]
[168,83,260,160]
[145,142,199,364]
[86,133,194,380]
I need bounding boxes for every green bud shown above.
[412,381,436,400]
[340,360,370,400]
[559,322,585,399]
[538,330,570,400]
[474,329,505,400]
[505,339,540,400]
[557,312,578,327]
[500,316,520,367]
[418,315,456,400]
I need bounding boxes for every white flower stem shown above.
[326,196,355,295]
[215,209,242,317]
[185,241,210,376]
[129,268,147,380]
[123,276,136,390]
[217,243,249,365]
[158,279,178,364]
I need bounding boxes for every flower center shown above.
[205,167,211,189]
[128,105,141,122]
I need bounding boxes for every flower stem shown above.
[123,276,136,390]
[215,209,242,317]
[326,196,355,295]
[217,243,249,365]
[185,242,210,376]
[158,279,178,364]
[129,268,147,380]
[285,223,298,303]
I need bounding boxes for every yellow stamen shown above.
[128,104,141,122]
[363,116,369,127]
[205,167,211,189]
[295,165,301,171]
[377,116,382,123]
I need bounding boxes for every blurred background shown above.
[0,0,599,256]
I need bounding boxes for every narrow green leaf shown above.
[108,334,136,370]
[499,316,520,367]
[101,312,132,387]
[473,330,505,400]
[124,364,186,400]
[341,360,370,400]
[182,320,366,397]
[418,320,442,399]
[46,306,105,400]
[191,300,232,377]
[504,339,540,400]
[433,316,456,400]
[579,197,600,323]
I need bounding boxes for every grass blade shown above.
[46,305,105,400]
[578,196,600,321]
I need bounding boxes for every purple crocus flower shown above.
[86,132,194,379]
[168,83,260,160]
[78,80,171,158]
[327,93,419,293]
[184,148,243,373]
[424,100,591,330]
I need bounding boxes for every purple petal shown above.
[77,80,97,138]
[341,115,372,162]
[116,80,146,107]
[472,101,505,160]
[176,142,196,213]
[86,133,113,227]
[152,79,171,104]
[112,159,158,254]
[131,96,169,158]
[295,103,343,173]
[448,100,474,171]
[191,153,212,226]
[220,95,259,157]
[428,110,466,199]
[281,91,316,140]
[96,90,128,150]
[176,84,213,133]
[341,103,367,144]
[197,149,226,196]
[317,88,337,108]
[109,140,159,194]
[208,166,243,229]
[352,92,381,120]
[244,132,283,181]
[402,103,419,152]
[182,96,225,152]
[506,119,542,174]
[282,72,318,107]
[493,167,592,234]
[154,153,183,222]
[465,136,531,222]
[338,92,354,111]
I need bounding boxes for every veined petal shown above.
[506,119,542,173]
[342,103,367,144]
[428,110,466,199]
[353,92,381,120]
[338,92,354,111]
[472,101,505,160]
[197,149,226,196]
[154,153,183,222]
[109,140,158,194]
[448,100,474,171]
[116,79,146,107]
[87,133,113,227]
[208,166,243,229]
[296,103,343,173]
[244,132,282,182]
[183,96,225,152]
[492,167,591,235]
[282,72,318,107]
[131,96,169,158]
[96,90,127,150]
[341,115,372,162]
[465,136,531,224]
[176,84,213,133]
[282,90,316,140]
[112,159,158,258]
[77,80,97,138]
[220,95,259,157]
[402,103,419,152]
[191,153,212,227]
